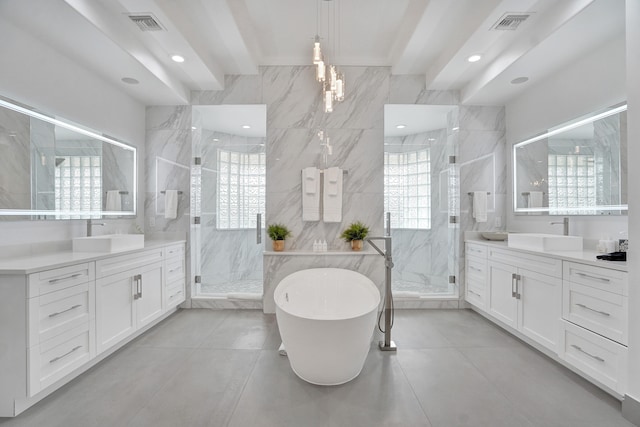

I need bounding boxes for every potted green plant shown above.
[340,221,370,251]
[267,223,291,251]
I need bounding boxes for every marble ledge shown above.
[264,250,380,256]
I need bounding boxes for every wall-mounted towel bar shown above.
[467,192,490,195]
[521,191,546,196]
[106,191,129,195]
[160,190,183,195]
[319,169,348,175]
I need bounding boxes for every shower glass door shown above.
[192,105,266,298]
[384,105,459,297]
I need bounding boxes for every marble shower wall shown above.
[0,107,30,211]
[145,106,193,305]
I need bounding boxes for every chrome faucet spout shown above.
[86,219,106,237]
[549,217,569,236]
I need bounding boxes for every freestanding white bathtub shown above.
[274,268,381,386]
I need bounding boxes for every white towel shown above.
[106,190,121,211]
[472,191,487,223]
[323,167,343,222]
[302,167,320,221]
[528,191,543,208]
[527,191,543,216]
[164,190,179,219]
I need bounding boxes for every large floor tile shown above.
[0,346,193,427]
[389,310,452,349]
[426,309,522,348]
[460,346,635,427]
[397,348,535,427]
[129,349,260,427]
[199,310,278,350]
[133,309,230,348]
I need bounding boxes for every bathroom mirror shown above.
[0,97,136,219]
[513,103,627,215]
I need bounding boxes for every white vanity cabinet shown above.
[164,243,186,310]
[0,239,185,417]
[559,261,628,394]
[465,243,487,309]
[95,248,164,354]
[487,247,562,353]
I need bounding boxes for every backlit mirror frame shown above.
[513,103,627,216]
[0,97,137,218]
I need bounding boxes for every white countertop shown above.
[0,239,185,275]
[465,237,627,272]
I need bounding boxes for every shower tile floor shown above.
[1,309,633,427]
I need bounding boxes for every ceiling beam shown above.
[63,0,190,104]
[461,0,595,103]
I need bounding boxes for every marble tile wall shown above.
[0,107,30,211]
[148,71,507,310]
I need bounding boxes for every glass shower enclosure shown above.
[384,105,459,298]
[191,105,267,298]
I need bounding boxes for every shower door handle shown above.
[256,213,262,244]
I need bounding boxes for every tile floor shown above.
[0,309,634,427]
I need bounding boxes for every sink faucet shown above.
[87,219,106,237]
[550,217,569,236]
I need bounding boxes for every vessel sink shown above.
[507,233,583,251]
[73,234,145,253]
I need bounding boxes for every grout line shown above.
[224,349,264,427]
[393,351,435,426]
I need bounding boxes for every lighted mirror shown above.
[0,97,136,219]
[513,104,627,215]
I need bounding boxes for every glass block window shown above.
[217,149,265,229]
[384,149,431,229]
[54,155,102,219]
[548,154,597,214]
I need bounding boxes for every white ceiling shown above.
[0,0,625,107]
[384,105,456,137]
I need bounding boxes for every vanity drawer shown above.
[164,244,185,260]
[559,320,627,394]
[563,262,627,296]
[96,248,163,278]
[28,262,95,298]
[28,322,92,396]
[466,243,487,259]
[466,257,487,280]
[563,281,627,345]
[166,257,185,284]
[466,280,485,309]
[28,283,93,347]
[165,279,186,309]
[488,247,562,278]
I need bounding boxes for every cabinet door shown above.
[519,268,562,352]
[136,263,164,328]
[487,261,518,328]
[96,272,136,354]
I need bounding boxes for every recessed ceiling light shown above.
[511,76,529,84]
[428,138,436,141]
[121,77,139,85]
[171,54,185,63]
[396,124,406,129]
[191,126,197,130]
[242,125,251,129]
[212,138,219,142]
[451,126,459,131]
[467,54,482,63]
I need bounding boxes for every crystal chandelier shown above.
[313,0,344,113]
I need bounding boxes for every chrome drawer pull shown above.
[168,267,181,273]
[49,345,82,364]
[470,266,483,272]
[575,272,610,283]
[576,303,611,317]
[570,344,605,362]
[49,273,82,284]
[170,290,183,298]
[48,304,82,318]
[468,289,480,297]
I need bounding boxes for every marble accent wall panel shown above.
[102,143,134,212]
[30,120,55,211]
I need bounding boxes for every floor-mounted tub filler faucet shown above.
[86,219,106,237]
[366,233,396,352]
[550,217,569,236]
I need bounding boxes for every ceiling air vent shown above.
[491,13,532,31]
[127,13,165,31]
